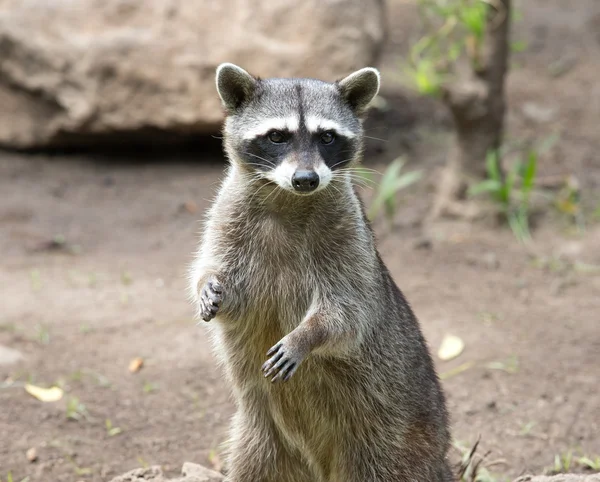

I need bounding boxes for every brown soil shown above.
[1,1,599,481]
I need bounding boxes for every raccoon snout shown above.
[291,170,320,193]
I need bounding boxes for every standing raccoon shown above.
[189,63,452,482]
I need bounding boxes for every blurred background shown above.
[1,0,599,481]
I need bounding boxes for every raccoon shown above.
[189,63,453,481]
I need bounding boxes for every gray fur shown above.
[190,64,452,481]
[338,67,381,114]
[216,63,257,112]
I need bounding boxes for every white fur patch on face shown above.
[266,159,332,194]
[304,115,356,138]
[242,117,300,140]
[265,159,296,191]
[314,162,332,191]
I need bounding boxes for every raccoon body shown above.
[189,63,453,482]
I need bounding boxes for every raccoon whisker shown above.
[329,158,354,170]
[327,180,345,199]
[247,177,277,205]
[243,152,277,168]
[337,167,382,175]
[335,169,381,183]
[347,179,374,190]
[344,174,378,185]
[260,183,283,206]
[334,174,375,191]
[363,135,388,142]
[244,151,276,163]
[244,162,274,171]
[350,179,375,190]
[334,171,378,187]
[249,182,276,206]
[244,171,268,182]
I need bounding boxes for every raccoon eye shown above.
[267,130,286,144]
[320,131,335,145]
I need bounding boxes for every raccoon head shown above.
[215,63,380,195]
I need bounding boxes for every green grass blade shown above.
[536,133,560,155]
[393,170,423,192]
[486,150,501,182]
[367,158,421,222]
[468,179,502,197]
[521,151,537,196]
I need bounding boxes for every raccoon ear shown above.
[215,63,257,112]
[337,67,381,114]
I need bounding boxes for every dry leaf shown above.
[437,334,465,361]
[183,201,198,214]
[24,384,64,402]
[128,357,144,373]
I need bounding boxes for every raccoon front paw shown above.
[261,338,306,383]
[199,277,224,322]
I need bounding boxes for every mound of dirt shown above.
[109,464,600,482]
[109,463,224,482]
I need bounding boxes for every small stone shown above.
[181,462,225,482]
[26,447,38,462]
[412,237,432,250]
[0,345,24,366]
[522,102,557,124]
[482,252,499,270]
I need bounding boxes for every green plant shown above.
[554,175,585,233]
[469,149,537,242]
[545,451,600,473]
[454,440,508,482]
[32,324,51,345]
[367,157,422,224]
[65,396,90,421]
[105,418,123,437]
[30,269,42,292]
[143,381,158,393]
[519,421,536,436]
[578,455,600,470]
[405,1,523,97]
[65,455,92,476]
[550,450,574,473]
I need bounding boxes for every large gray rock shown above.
[0,0,385,149]
[514,475,600,482]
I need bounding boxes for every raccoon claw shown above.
[199,277,224,322]
[262,340,304,383]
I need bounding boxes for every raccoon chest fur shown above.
[215,213,331,377]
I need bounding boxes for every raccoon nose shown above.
[292,170,320,192]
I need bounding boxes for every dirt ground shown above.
[1,1,599,481]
